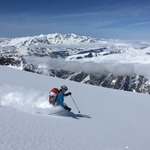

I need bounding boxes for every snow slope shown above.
[0,66,150,150]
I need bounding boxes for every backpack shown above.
[49,88,59,105]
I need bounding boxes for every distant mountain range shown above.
[0,33,150,94]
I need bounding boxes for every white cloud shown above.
[130,21,150,27]
[25,56,150,79]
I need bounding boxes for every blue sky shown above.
[0,0,150,40]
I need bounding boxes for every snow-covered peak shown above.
[1,33,150,50]
[1,33,150,80]
[0,33,102,47]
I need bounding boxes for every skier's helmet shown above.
[61,85,68,91]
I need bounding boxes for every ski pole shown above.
[70,95,80,113]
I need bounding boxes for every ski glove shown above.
[65,92,72,96]
[64,106,71,112]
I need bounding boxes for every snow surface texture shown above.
[1,66,150,150]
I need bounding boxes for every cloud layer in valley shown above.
[25,56,150,79]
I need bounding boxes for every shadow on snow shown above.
[56,111,91,120]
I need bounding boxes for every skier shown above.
[55,85,72,112]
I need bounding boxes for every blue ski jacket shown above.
[56,92,65,108]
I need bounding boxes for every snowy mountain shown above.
[0,33,150,94]
[1,65,150,150]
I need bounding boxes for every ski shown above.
[48,109,68,115]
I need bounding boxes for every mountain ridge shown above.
[0,33,150,94]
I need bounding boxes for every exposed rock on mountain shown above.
[0,33,150,94]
